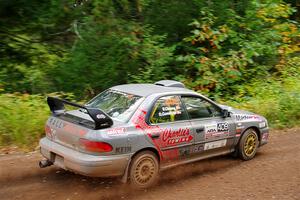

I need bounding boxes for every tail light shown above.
[45,124,52,139]
[79,138,113,153]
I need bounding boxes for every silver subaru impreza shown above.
[39,80,269,188]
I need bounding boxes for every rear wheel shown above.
[238,129,259,160]
[129,151,159,189]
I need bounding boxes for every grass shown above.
[0,93,49,150]
[224,76,300,128]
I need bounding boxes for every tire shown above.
[238,129,259,161]
[129,151,159,189]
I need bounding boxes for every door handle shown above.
[196,126,204,133]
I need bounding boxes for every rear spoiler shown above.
[47,96,113,130]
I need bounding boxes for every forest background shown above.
[0,0,299,149]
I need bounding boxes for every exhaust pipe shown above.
[39,160,53,168]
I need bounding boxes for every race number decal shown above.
[205,122,229,140]
[217,122,229,132]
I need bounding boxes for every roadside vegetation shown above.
[0,0,299,150]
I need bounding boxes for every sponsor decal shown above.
[96,114,106,119]
[179,146,191,157]
[204,139,227,150]
[107,127,126,136]
[48,118,87,137]
[162,106,180,112]
[193,144,205,153]
[131,109,194,160]
[115,146,132,154]
[262,132,269,142]
[205,122,229,139]
[235,114,261,122]
[162,128,193,145]
[158,106,182,117]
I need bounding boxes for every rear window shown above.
[87,90,143,122]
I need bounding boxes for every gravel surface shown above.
[0,128,299,200]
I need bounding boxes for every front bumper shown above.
[259,127,269,146]
[40,137,132,177]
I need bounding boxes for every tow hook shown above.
[39,160,53,168]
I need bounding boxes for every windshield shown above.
[87,90,144,122]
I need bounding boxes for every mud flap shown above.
[121,158,131,183]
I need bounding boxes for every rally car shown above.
[39,80,269,188]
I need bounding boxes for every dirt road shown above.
[0,128,299,200]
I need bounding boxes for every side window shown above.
[181,96,222,119]
[149,96,188,124]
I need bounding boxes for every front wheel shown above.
[238,129,259,160]
[129,151,159,189]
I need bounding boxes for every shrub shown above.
[0,93,49,149]
[224,75,300,128]
[0,92,76,150]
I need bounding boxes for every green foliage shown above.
[225,73,300,128]
[0,37,65,93]
[52,20,174,97]
[128,32,175,83]
[0,92,76,150]
[0,94,49,149]
[177,1,299,99]
[1,0,298,97]
[143,0,202,43]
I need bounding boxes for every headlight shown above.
[259,121,268,128]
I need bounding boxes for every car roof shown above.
[110,83,194,97]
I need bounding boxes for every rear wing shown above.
[47,96,113,130]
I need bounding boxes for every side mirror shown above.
[222,109,230,118]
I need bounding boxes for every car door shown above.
[147,95,194,161]
[181,96,236,156]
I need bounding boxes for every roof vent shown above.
[154,80,185,88]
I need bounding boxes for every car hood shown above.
[218,104,256,115]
